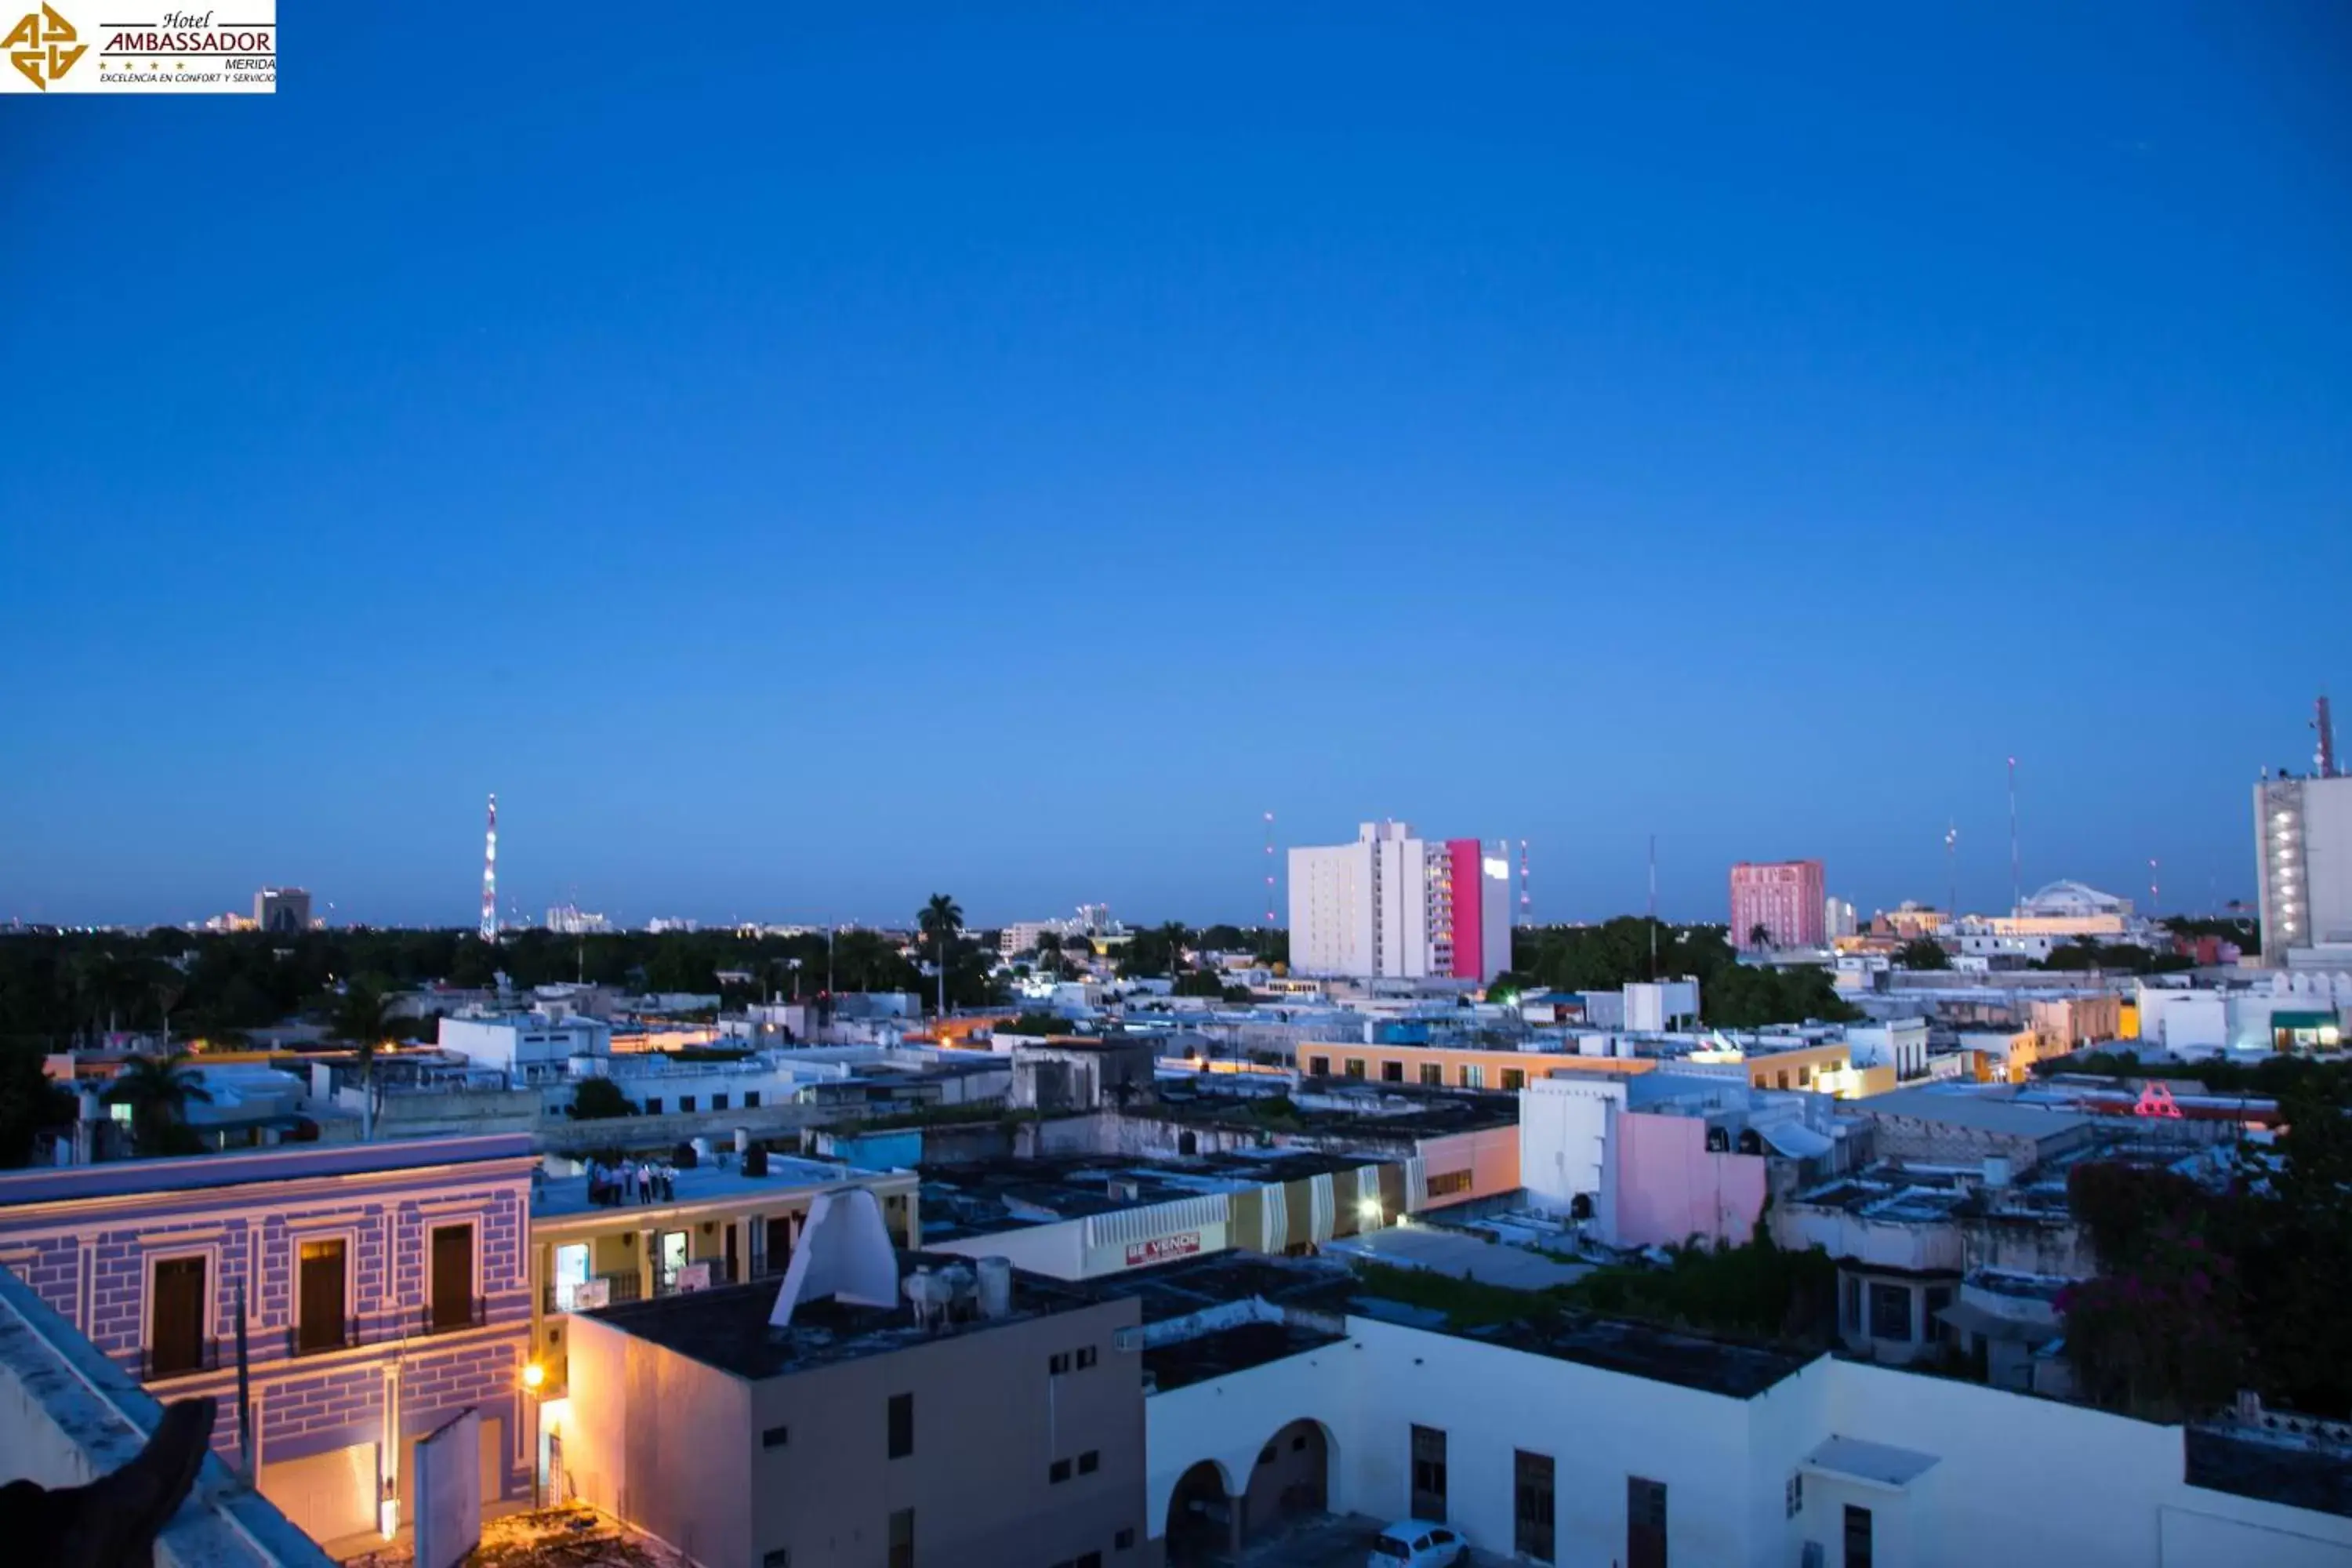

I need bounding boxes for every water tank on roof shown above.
[904,1266,953,1330]
[977,1257,1014,1319]
[938,1263,977,1320]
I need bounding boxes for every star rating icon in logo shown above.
[5,3,85,89]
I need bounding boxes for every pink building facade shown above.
[1609,1112,1769,1249]
[1730,859,1827,949]
[0,1135,537,1548]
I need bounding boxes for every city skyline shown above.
[0,742,2299,932]
[6,7,2347,927]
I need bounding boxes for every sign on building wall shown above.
[1123,1231,1202,1267]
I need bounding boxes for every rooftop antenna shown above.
[479,793,499,945]
[2149,856,2160,914]
[1262,811,1277,925]
[1519,838,1530,926]
[2006,757,2020,915]
[2316,695,2339,779]
[1944,821,1958,920]
[1646,833,1658,981]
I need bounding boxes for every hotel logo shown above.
[0,2,274,93]
[5,5,85,89]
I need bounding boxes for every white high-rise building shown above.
[2256,772,2352,966]
[1287,821,1512,982]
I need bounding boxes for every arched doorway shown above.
[1240,1419,1332,1541]
[1166,1459,1232,1566]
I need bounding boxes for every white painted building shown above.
[1145,1313,2352,1568]
[1517,1076,1624,1217]
[1288,822,1512,982]
[1843,1019,1930,1083]
[2257,771,2352,967]
[437,1012,611,1082]
[1624,978,1701,1031]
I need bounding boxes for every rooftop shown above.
[1158,1085,1518,1140]
[1455,1312,1814,1399]
[531,1152,903,1221]
[0,1134,535,1209]
[1087,1248,1813,1400]
[1321,1222,1593,1290]
[0,1267,332,1567]
[2187,1426,2352,1518]
[579,1254,1103,1380]
[1806,1436,1941,1490]
[1142,1317,1348,1392]
[1857,1086,2096,1140]
[917,1150,1389,1241]
[1087,1250,1362,1325]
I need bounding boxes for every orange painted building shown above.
[1294,1039,1655,1093]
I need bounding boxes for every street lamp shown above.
[520,1362,547,1510]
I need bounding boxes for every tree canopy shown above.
[1509,919,1859,1028]
[1895,938,1951,971]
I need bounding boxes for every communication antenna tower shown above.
[1519,839,1530,925]
[1646,833,1658,981]
[2149,857,2160,913]
[480,793,499,944]
[2006,757,2021,915]
[1262,811,1277,925]
[2317,695,2339,779]
[1944,821,1958,921]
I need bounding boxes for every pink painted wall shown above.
[1446,839,1483,979]
[1611,1112,1767,1248]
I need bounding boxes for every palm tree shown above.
[103,1051,212,1155]
[917,895,964,1018]
[1748,922,1773,951]
[332,981,394,1140]
[1159,922,1192,977]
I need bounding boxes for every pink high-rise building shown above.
[1730,859,1827,949]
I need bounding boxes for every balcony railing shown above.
[421,1296,487,1336]
[287,1319,358,1359]
[139,1337,221,1381]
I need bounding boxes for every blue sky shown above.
[3,5,2347,928]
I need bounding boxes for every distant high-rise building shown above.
[252,886,311,934]
[1730,861,1826,949]
[546,904,612,935]
[1287,822,1512,982]
[2256,771,2352,966]
[1824,895,1858,940]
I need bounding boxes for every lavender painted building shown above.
[0,1134,537,1549]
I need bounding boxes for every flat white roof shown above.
[1859,1087,2093,1139]
[1806,1436,1940,1490]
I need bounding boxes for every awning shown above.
[1936,1300,2057,1345]
[1756,1120,1835,1160]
